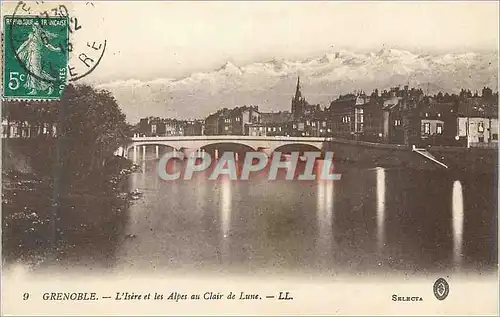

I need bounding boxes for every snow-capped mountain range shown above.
[97,49,498,123]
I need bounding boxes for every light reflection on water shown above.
[220,178,232,263]
[452,180,464,266]
[35,156,492,276]
[316,179,334,264]
[376,167,386,253]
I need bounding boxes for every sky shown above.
[2,1,498,83]
[14,0,495,84]
[1,0,498,123]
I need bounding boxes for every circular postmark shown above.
[7,1,107,91]
[433,277,450,301]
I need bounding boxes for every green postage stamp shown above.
[3,16,69,100]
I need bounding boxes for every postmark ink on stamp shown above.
[2,1,107,100]
[31,1,108,82]
[3,15,69,100]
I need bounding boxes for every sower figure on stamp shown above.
[16,22,61,96]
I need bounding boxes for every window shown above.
[267,127,271,132]
[152,125,157,134]
[425,113,428,117]
[424,123,430,134]
[322,121,326,127]
[492,134,498,140]
[356,123,364,133]
[293,124,297,129]
[437,113,441,118]
[273,127,276,132]
[278,127,282,131]
[359,114,364,123]
[225,126,229,131]
[437,123,443,135]
[478,122,484,133]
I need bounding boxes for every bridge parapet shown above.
[123,135,329,162]
[130,135,327,142]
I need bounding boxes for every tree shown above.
[56,84,132,181]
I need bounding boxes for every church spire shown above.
[294,76,302,100]
[292,76,305,119]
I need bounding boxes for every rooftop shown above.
[260,111,293,124]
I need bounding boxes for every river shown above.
[113,157,497,276]
[3,156,497,277]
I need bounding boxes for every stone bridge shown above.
[115,135,328,162]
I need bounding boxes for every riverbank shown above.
[2,138,141,269]
[324,138,498,174]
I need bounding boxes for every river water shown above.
[3,155,497,277]
[107,156,497,276]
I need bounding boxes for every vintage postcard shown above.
[1,1,498,316]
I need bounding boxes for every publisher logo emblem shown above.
[433,278,450,300]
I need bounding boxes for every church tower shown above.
[291,76,305,119]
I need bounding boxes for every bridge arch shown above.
[200,142,255,151]
[199,142,256,160]
[125,143,177,152]
[273,143,323,153]
[124,143,178,160]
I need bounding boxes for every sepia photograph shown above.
[1,1,498,315]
